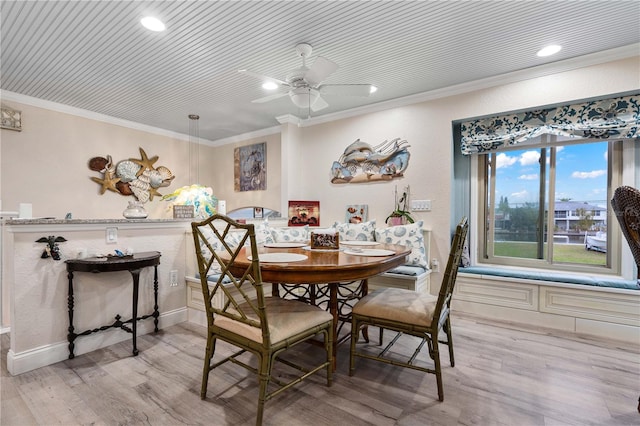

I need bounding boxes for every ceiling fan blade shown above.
[251,92,289,103]
[238,69,289,87]
[319,84,375,97]
[304,56,339,86]
[311,96,329,112]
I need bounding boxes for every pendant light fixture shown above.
[161,114,217,218]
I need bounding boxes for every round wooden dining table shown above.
[227,243,411,366]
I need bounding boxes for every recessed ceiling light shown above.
[262,81,278,90]
[537,44,562,57]
[140,16,166,32]
[369,85,378,94]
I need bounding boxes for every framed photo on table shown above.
[253,207,264,219]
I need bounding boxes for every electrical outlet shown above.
[411,199,432,211]
[106,227,118,244]
[170,270,178,286]
[431,258,440,272]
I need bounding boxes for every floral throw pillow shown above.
[374,221,427,269]
[332,220,376,241]
[254,221,275,245]
[270,225,310,243]
[197,226,244,274]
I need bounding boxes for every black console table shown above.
[65,251,161,359]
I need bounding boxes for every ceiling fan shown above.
[239,43,377,113]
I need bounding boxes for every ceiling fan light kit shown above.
[290,87,320,109]
[239,43,376,114]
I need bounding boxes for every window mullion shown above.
[547,143,557,264]
[487,154,496,258]
[537,147,547,260]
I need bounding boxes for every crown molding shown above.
[0,90,195,143]
[207,125,282,147]
[298,43,640,128]
[2,44,637,145]
[275,114,302,126]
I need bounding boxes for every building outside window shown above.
[478,138,621,273]
[456,93,638,279]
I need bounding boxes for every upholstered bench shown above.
[460,265,639,290]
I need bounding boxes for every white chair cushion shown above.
[374,221,428,268]
[353,287,437,327]
[214,297,332,344]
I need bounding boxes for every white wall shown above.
[206,132,282,214]
[0,55,637,372]
[0,101,206,219]
[5,221,189,374]
[2,57,637,267]
[265,56,640,287]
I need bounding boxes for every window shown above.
[479,137,622,274]
[227,206,281,220]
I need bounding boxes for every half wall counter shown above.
[3,218,191,375]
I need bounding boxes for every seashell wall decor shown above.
[88,147,175,202]
[115,160,140,182]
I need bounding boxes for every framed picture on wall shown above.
[234,142,266,192]
[345,204,368,223]
[288,200,320,226]
[1,106,22,131]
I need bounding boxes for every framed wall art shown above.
[234,142,266,191]
[345,204,368,223]
[288,200,320,226]
[1,106,22,131]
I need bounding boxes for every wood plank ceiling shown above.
[1,1,639,143]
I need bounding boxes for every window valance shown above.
[460,94,640,155]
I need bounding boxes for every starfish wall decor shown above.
[88,147,175,203]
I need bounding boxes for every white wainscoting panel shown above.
[540,286,640,326]
[455,274,538,310]
[453,272,640,344]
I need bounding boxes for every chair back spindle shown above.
[191,214,333,425]
[434,217,469,329]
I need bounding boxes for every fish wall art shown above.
[331,138,410,184]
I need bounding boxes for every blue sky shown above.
[495,141,608,207]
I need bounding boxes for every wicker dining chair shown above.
[611,185,640,278]
[192,214,333,425]
[349,217,469,401]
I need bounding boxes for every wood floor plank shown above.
[1,314,639,426]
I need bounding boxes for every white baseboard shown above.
[6,308,187,376]
[187,307,208,327]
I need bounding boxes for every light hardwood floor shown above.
[2,314,639,425]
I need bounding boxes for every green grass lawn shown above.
[494,242,606,265]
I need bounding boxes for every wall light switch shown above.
[411,199,432,212]
[106,227,118,244]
